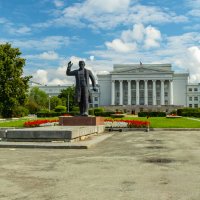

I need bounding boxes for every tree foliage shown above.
[28,86,48,109]
[0,43,32,118]
[50,96,62,110]
[58,85,77,111]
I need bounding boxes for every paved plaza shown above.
[0,130,200,200]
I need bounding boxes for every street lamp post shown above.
[67,93,69,113]
[49,95,51,112]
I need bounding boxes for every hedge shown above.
[177,108,200,117]
[138,112,166,117]
[37,111,67,117]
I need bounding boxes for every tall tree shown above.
[28,86,48,110]
[58,86,77,111]
[0,43,31,118]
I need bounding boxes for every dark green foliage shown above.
[0,43,32,118]
[89,109,94,116]
[36,111,65,117]
[26,100,40,114]
[138,112,166,117]
[29,87,48,109]
[50,96,62,110]
[54,105,66,112]
[177,108,200,117]
[12,106,29,117]
[89,107,105,116]
[58,86,77,111]
[94,111,115,117]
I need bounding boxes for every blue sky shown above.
[0,0,200,85]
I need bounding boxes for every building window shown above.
[188,88,192,91]
[165,92,168,97]
[194,97,198,101]
[194,88,198,92]
[94,104,98,107]
[194,104,198,108]
[189,104,192,108]
[94,97,98,101]
[189,97,192,101]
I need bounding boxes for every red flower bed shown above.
[24,119,58,127]
[104,119,150,128]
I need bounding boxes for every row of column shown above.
[111,80,174,106]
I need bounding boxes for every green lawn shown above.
[123,117,200,128]
[0,117,58,128]
[0,117,200,128]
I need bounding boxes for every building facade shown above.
[97,64,189,107]
[187,83,200,108]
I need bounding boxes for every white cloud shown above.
[32,70,48,85]
[105,24,161,52]
[106,39,136,53]
[49,1,187,30]
[188,46,200,63]
[54,0,64,8]
[12,36,70,51]
[144,26,161,49]
[39,51,59,60]
[85,0,131,13]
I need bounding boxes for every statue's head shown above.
[79,61,85,70]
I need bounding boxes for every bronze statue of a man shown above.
[66,60,97,116]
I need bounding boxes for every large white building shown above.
[97,63,191,107]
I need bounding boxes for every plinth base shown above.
[59,116,104,126]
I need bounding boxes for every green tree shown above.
[50,96,62,110]
[0,43,31,118]
[58,85,77,112]
[28,86,48,110]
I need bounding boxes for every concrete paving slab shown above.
[1,130,200,200]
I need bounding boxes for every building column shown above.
[119,80,123,105]
[136,80,140,105]
[144,80,148,105]
[127,80,131,105]
[111,80,115,105]
[153,80,156,105]
[161,80,165,105]
[169,80,173,105]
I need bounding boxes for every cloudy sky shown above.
[1,0,200,85]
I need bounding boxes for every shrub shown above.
[93,107,104,115]
[37,111,65,117]
[95,111,115,117]
[54,105,66,113]
[138,112,166,117]
[177,108,200,117]
[89,109,94,116]
[13,106,29,117]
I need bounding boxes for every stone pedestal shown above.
[59,116,104,126]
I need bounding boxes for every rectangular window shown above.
[165,92,168,97]
[94,97,98,101]
[189,104,192,108]
[194,88,198,91]
[194,104,198,108]
[188,88,192,91]
[189,97,192,101]
[194,97,198,101]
